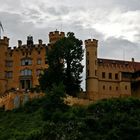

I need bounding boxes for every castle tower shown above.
[85,39,98,100]
[49,30,65,44]
[0,36,9,94]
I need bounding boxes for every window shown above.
[21,58,32,66]
[102,72,105,78]
[116,87,118,91]
[37,58,42,65]
[115,73,118,80]
[87,52,89,56]
[125,86,127,90]
[87,60,89,65]
[109,73,112,79]
[5,71,13,78]
[6,61,13,67]
[109,86,112,90]
[20,69,32,76]
[87,70,89,76]
[103,85,105,90]
[95,70,97,76]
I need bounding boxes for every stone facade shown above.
[1,30,140,110]
[0,31,65,95]
[0,91,45,110]
[85,39,140,101]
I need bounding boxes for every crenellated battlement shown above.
[85,39,98,47]
[0,36,9,46]
[49,31,65,44]
[6,39,46,57]
[49,30,65,37]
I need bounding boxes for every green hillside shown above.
[0,97,140,140]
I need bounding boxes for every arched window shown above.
[20,69,32,76]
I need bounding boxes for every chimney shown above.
[132,58,135,62]
[38,39,42,45]
[18,40,22,47]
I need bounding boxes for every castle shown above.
[85,39,140,100]
[0,30,140,110]
[0,31,65,95]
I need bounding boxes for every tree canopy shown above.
[39,32,84,96]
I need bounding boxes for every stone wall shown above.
[0,91,45,110]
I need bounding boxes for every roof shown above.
[98,58,140,71]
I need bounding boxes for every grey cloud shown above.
[0,0,139,61]
[99,37,140,61]
[45,6,70,16]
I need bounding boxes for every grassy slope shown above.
[0,97,140,140]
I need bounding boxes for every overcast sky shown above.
[0,0,140,89]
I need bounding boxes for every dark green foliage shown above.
[1,97,140,139]
[39,32,84,96]
[42,83,69,121]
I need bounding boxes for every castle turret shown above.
[0,36,9,94]
[85,39,98,100]
[49,30,65,44]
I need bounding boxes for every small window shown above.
[37,59,42,65]
[5,71,13,78]
[95,70,97,76]
[116,87,118,91]
[6,61,13,67]
[125,86,127,90]
[87,70,89,76]
[87,60,89,65]
[103,85,105,90]
[115,73,118,80]
[109,73,112,79]
[102,72,105,78]
[109,86,112,90]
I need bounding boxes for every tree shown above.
[42,83,68,120]
[39,32,84,96]
[39,42,64,91]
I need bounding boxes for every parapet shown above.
[49,31,65,37]
[85,39,98,47]
[0,36,9,46]
[49,31,65,44]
